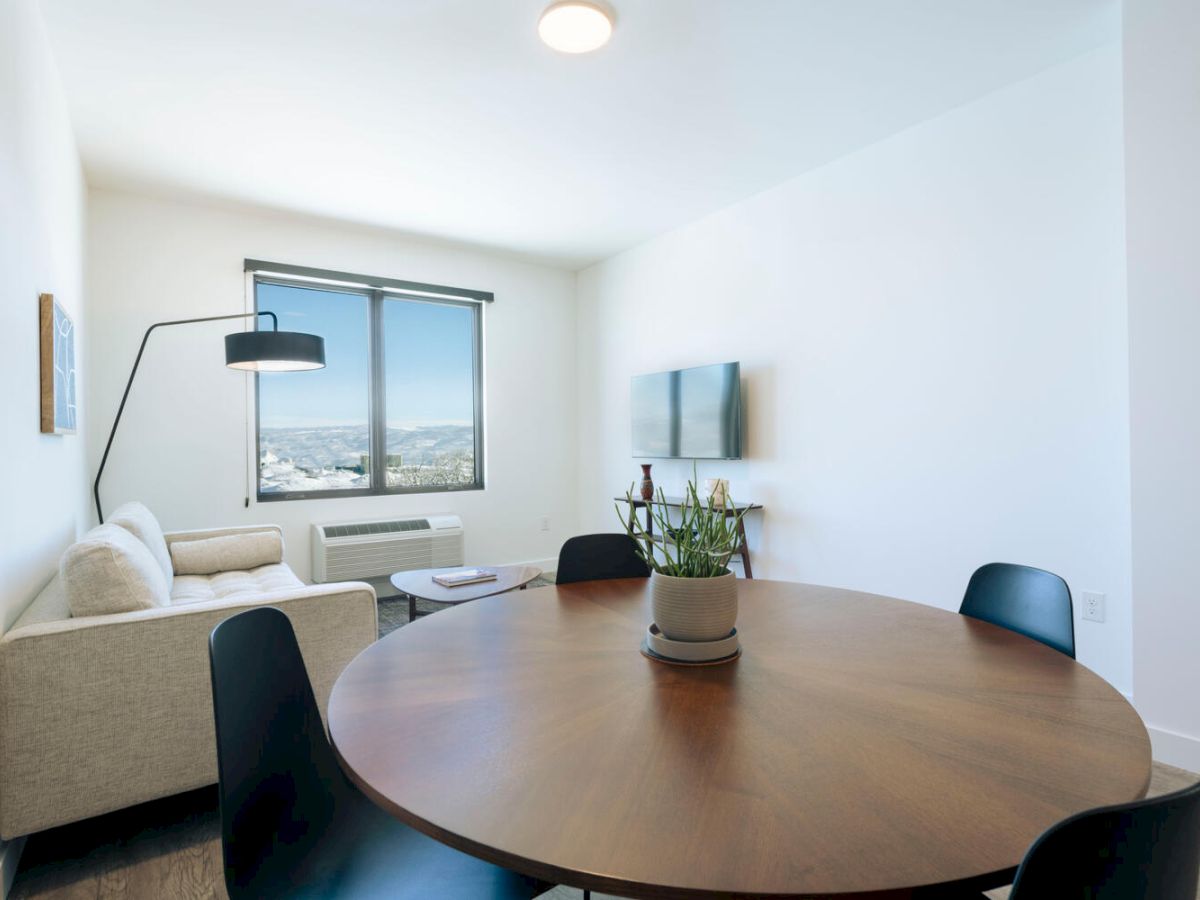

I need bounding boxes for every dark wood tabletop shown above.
[328,578,1151,899]
[388,564,542,605]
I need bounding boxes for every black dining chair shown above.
[959,562,1075,658]
[1006,779,1200,898]
[209,607,538,900]
[555,533,650,585]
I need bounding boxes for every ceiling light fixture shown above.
[538,1,614,54]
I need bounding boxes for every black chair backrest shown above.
[959,562,1075,658]
[556,533,650,585]
[209,607,347,894]
[1011,780,1200,899]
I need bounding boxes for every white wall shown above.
[0,0,87,887]
[1124,0,1200,768]
[0,0,88,630]
[577,47,1134,693]
[86,190,577,580]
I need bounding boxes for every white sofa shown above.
[0,503,378,839]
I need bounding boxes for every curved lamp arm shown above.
[93,311,278,523]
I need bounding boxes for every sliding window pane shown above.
[257,283,371,494]
[382,297,478,488]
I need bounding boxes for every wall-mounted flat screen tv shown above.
[631,361,742,459]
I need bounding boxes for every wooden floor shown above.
[10,763,1198,899]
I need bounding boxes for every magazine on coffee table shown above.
[432,568,499,587]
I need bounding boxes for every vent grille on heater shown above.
[322,519,430,539]
[310,515,463,583]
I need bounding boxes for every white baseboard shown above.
[1149,726,1200,773]
[0,836,26,899]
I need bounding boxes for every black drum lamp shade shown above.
[225,329,325,371]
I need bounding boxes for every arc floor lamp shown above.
[93,311,325,522]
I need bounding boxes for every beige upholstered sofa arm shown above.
[0,581,376,839]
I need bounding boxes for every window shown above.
[252,262,486,500]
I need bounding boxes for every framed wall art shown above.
[39,293,76,435]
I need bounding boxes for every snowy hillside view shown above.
[260,424,475,492]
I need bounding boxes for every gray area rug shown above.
[376,574,555,638]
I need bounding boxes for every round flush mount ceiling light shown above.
[538,1,614,54]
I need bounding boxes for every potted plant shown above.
[617,473,750,644]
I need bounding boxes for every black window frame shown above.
[249,261,488,502]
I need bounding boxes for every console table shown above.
[616,495,761,578]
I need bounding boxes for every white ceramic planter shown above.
[650,570,738,642]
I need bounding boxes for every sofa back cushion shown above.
[60,524,171,617]
[107,501,173,585]
[169,531,284,576]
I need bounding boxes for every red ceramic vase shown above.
[640,464,654,501]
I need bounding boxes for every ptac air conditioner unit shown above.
[310,514,464,583]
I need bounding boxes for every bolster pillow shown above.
[169,531,284,576]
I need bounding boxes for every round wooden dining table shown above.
[328,578,1151,899]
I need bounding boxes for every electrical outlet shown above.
[539,516,550,532]
[1081,591,1106,623]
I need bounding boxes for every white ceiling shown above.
[41,0,1118,268]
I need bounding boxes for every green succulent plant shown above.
[616,469,749,578]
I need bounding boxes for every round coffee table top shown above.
[388,564,542,604]
[329,578,1151,899]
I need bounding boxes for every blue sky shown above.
[257,282,476,428]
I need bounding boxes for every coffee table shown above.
[389,564,542,621]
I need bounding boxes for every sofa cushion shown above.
[169,530,283,577]
[170,563,304,605]
[60,524,171,617]
[107,502,173,585]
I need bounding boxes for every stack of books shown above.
[432,568,498,587]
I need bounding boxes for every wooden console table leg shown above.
[737,518,754,579]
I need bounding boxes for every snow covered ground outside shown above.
[259,424,475,493]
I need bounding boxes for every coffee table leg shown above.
[408,593,416,622]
